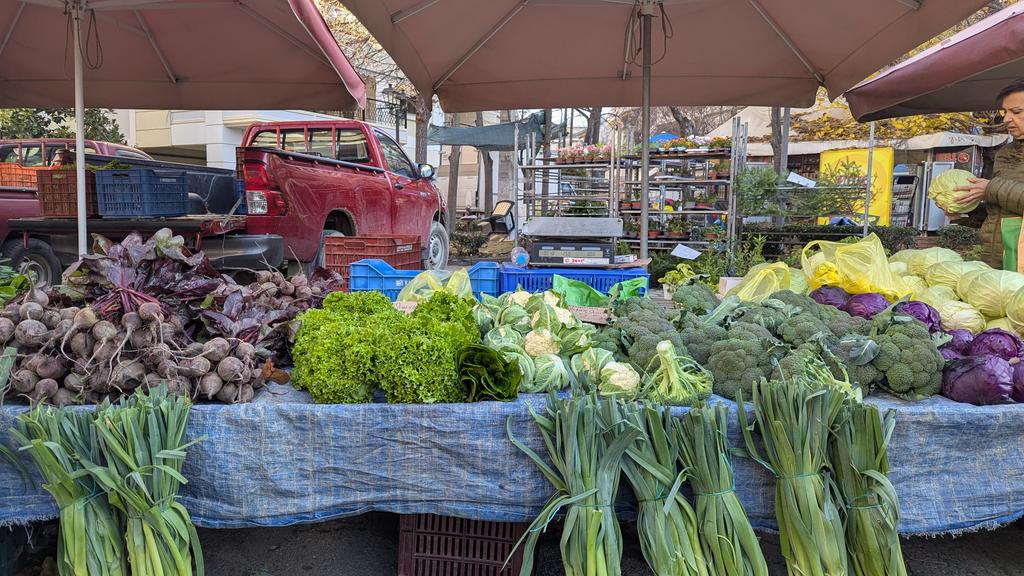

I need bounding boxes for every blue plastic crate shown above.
[96,168,187,218]
[500,265,649,295]
[349,259,501,301]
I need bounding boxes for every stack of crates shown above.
[323,236,422,290]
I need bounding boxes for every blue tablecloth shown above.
[0,386,1021,535]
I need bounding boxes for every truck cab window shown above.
[21,145,44,167]
[281,129,306,153]
[376,132,414,178]
[336,129,370,163]
[251,130,278,148]
[114,149,148,160]
[0,145,19,163]
[308,129,333,157]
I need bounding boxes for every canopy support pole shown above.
[639,3,652,259]
[779,107,790,173]
[864,121,875,237]
[73,5,87,257]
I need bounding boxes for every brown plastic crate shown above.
[37,169,99,217]
[323,235,422,290]
[398,514,527,576]
[0,163,42,189]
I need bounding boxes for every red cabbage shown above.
[843,293,890,319]
[966,328,1024,361]
[1013,362,1024,403]
[939,347,963,362]
[894,301,941,332]
[809,286,851,309]
[942,355,1014,405]
[943,329,974,353]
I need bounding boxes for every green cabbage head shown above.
[917,285,958,309]
[937,300,987,333]
[928,169,981,214]
[964,269,1024,318]
[907,247,961,277]
[925,260,989,290]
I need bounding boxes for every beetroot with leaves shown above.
[809,286,851,310]
[942,355,1014,405]
[894,301,942,332]
[966,329,1024,361]
[843,293,890,319]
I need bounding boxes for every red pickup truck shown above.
[239,120,449,270]
[2,120,448,285]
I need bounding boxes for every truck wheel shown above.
[424,222,450,271]
[2,239,63,288]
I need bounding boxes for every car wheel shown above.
[424,222,450,271]
[2,238,63,288]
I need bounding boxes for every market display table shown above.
[0,386,1020,535]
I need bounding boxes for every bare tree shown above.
[576,107,604,144]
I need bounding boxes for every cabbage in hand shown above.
[928,169,981,214]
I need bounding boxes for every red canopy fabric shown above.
[342,0,989,112]
[847,4,1024,121]
[0,0,366,110]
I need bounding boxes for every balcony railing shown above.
[324,98,409,129]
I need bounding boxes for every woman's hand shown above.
[954,177,989,205]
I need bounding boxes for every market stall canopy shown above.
[649,131,679,143]
[427,110,565,152]
[846,3,1024,121]
[0,0,366,110]
[342,0,990,112]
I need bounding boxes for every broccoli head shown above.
[678,315,728,365]
[828,310,873,338]
[591,326,625,358]
[707,323,780,400]
[777,314,831,348]
[871,320,943,399]
[614,302,687,372]
[727,299,791,332]
[671,282,720,315]
[769,290,837,323]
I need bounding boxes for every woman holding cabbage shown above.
[947,82,1024,269]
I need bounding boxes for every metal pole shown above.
[780,107,790,174]
[864,121,876,237]
[73,5,87,257]
[639,3,653,259]
[513,123,520,247]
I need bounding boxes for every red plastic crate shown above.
[398,514,527,576]
[37,169,99,217]
[323,235,421,290]
[0,163,42,189]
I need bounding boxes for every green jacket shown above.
[979,140,1024,269]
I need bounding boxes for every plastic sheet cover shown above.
[0,387,1021,535]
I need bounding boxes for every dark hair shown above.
[997,81,1024,105]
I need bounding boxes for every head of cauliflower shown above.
[524,328,561,357]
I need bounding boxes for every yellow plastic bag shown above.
[397,268,473,302]
[727,262,791,302]
[801,233,908,300]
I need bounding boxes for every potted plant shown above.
[665,217,690,239]
[709,136,732,150]
[703,224,724,241]
[623,219,640,238]
[716,159,731,179]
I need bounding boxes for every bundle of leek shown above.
[84,387,204,576]
[12,407,127,576]
[738,373,848,576]
[830,401,906,576]
[612,401,708,576]
[676,404,768,576]
[507,393,641,576]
